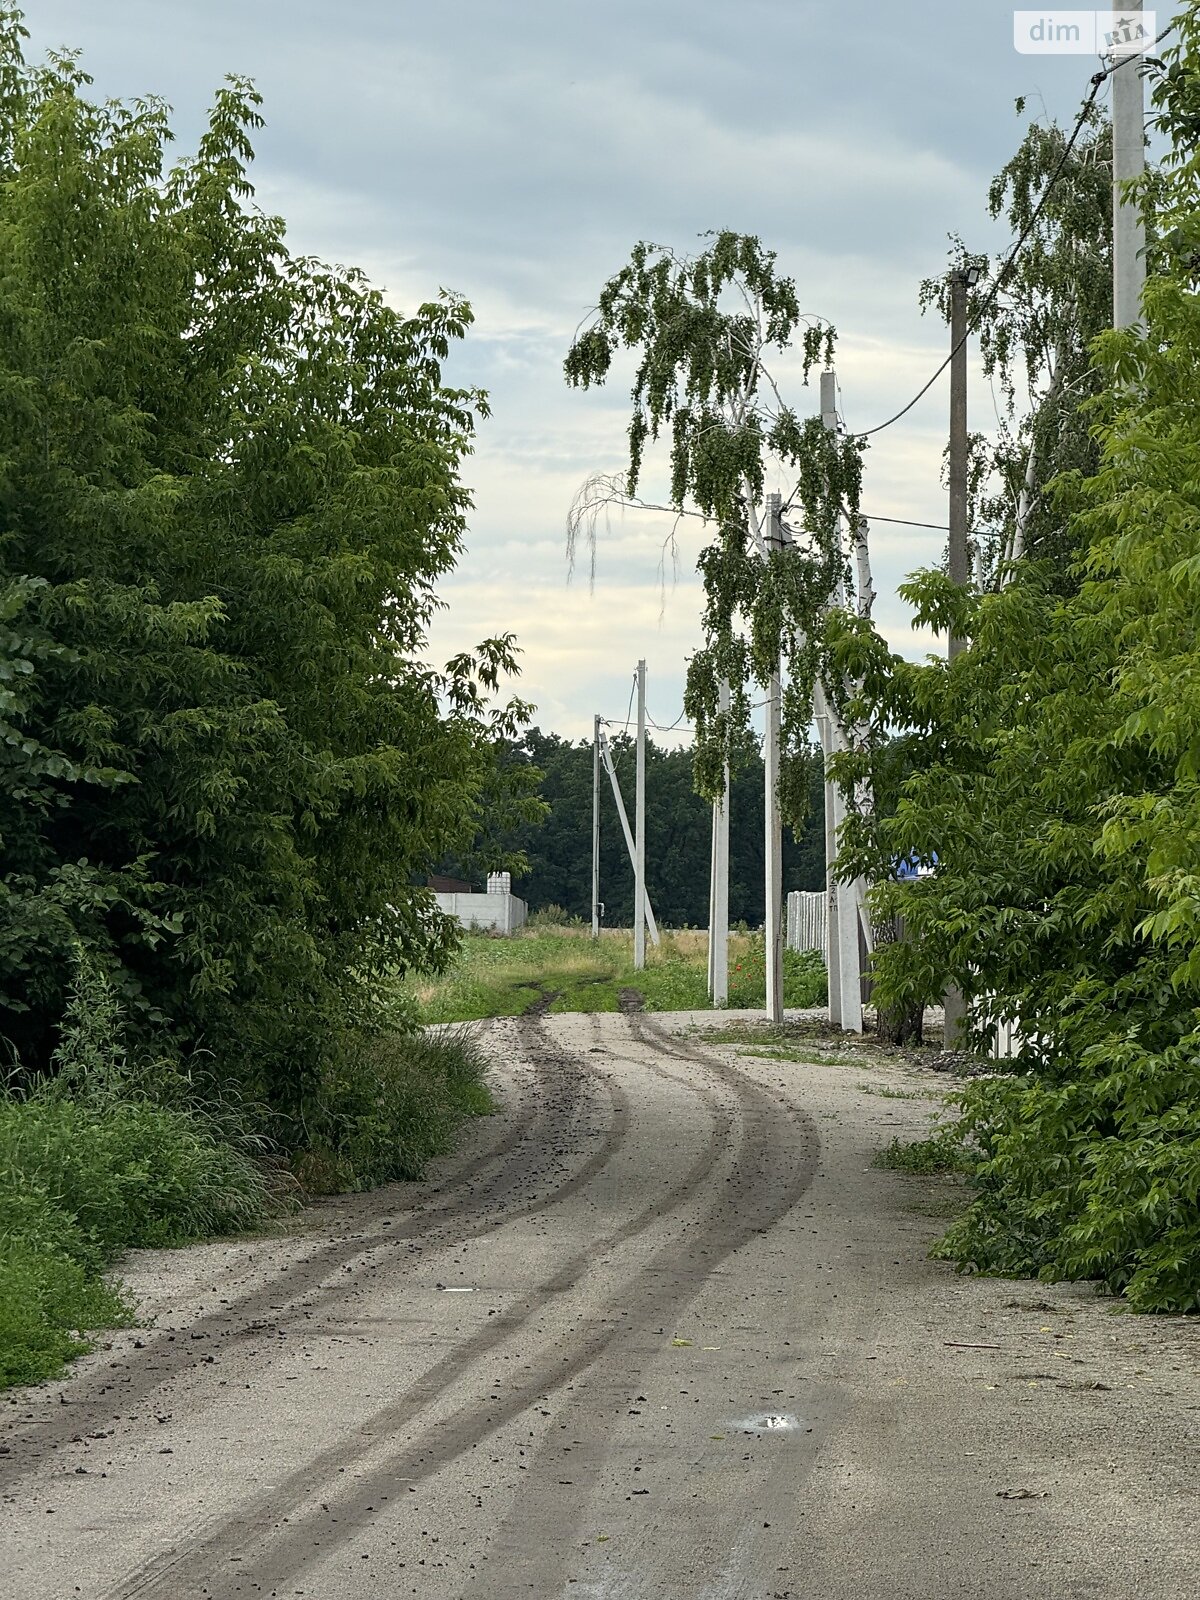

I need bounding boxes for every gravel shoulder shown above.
[3,1010,1197,1599]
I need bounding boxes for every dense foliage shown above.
[0,20,536,1120]
[0,17,522,1383]
[837,18,1200,1312]
[441,727,826,927]
[921,102,1115,588]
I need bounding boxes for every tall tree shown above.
[563,232,865,835]
[921,103,1116,590]
[0,18,538,1112]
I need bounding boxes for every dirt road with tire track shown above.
[3,1012,1198,1599]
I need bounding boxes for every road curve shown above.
[3,1011,1197,1599]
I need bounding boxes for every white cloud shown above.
[27,0,1093,743]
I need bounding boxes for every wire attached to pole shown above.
[852,23,1174,442]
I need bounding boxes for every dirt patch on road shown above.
[618,986,644,1013]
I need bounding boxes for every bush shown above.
[528,904,570,928]
[930,1058,1200,1313]
[726,941,828,1009]
[0,1234,131,1389]
[784,947,828,1007]
[298,1027,495,1192]
[0,952,279,1389]
[0,1091,277,1390]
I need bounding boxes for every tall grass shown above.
[0,1091,278,1388]
[1,952,276,1389]
[296,1026,494,1193]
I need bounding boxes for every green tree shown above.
[0,17,538,1117]
[921,103,1116,590]
[836,12,1200,1311]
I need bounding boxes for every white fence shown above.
[786,891,827,956]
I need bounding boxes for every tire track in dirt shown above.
[0,1015,620,1486]
[474,1012,822,1593]
[109,1014,819,1599]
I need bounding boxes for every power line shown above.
[865,511,982,534]
[603,713,695,735]
[852,26,1174,443]
[647,706,690,733]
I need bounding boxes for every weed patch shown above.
[873,1127,973,1175]
[300,1026,495,1192]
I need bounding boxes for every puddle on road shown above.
[730,1411,810,1435]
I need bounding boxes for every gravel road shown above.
[3,1010,1198,1599]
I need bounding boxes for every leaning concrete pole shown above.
[634,659,647,971]
[600,730,659,944]
[1111,0,1147,330]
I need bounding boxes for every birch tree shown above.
[564,232,873,845]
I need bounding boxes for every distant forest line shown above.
[448,728,827,927]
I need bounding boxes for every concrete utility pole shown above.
[591,713,601,938]
[1111,0,1147,330]
[763,497,785,1024]
[814,683,841,1024]
[634,659,647,971]
[948,268,971,660]
[820,371,863,1033]
[710,679,731,1007]
[945,272,976,1046]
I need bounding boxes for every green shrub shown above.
[931,1058,1200,1313]
[726,941,828,1010]
[0,1098,274,1252]
[300,1027,495,1191]
[784,947,828,1007]
[0,952,279,1390]
[528,904,569,928]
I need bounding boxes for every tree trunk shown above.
[872,914,924,1045]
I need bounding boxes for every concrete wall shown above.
[434,890,527,935]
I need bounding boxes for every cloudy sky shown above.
[27,1,1133,743]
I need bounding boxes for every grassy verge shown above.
[407,924,828,1024]
[296,1026,495,1193]
[1,962,496,1392]
[0,1089,275,1389]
